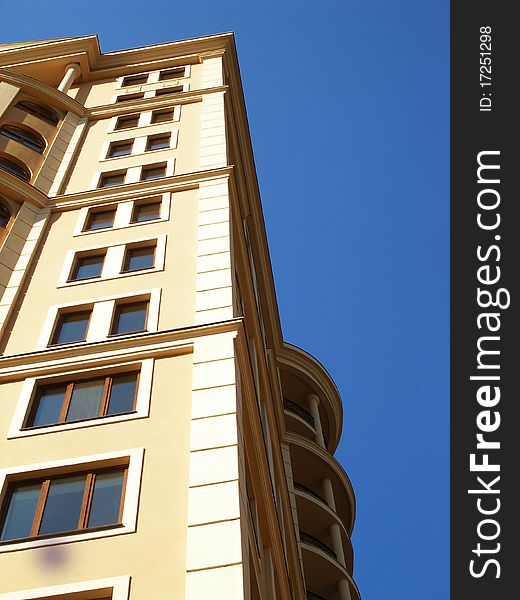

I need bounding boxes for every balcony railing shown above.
[294,481,327,504]
[300,531,337,560]
[283,397,315,428]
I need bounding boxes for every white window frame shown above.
[7,358,154,439]
[0,576,131,600]
[0,449,144,553]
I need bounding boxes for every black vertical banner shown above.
[451,2,518,599]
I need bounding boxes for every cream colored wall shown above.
[2,188,198,356]
[0,352,193,598]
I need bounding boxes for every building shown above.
[0,34,360,600]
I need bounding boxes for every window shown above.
[141,164,166,181]
[15,101,59,125]
[0,157,31,181]
[131,199,161,223]
[84,207,116,231]
[0,466,126,542]
[0,202,10,228]
[25,371,139,428]
[122,74,148,86]
[146,134,170,152]
[50,310,91,345]
[115,114,139,130]
[155,86,183,96]
[107,141,133,158]
[0,125,45,153]
[151,109,174,124]
[98,171,126,188]
[69,252,106,281]
[159,67,186,80]
[115,93,144,103]
[110,300,148,335]
[122,244,156,273]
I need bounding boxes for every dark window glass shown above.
[107,141,133,158]
[70,253,105,281]
[16,101,59,125]
[151,109,174,124]
[115,114,139,130]
[0,158,30,181]
[146,135,170,151]
[0,483,40,541]
[159,67,186,80]
[123,74,148,86]
[66,378,105,422]
[39,475,86,535]
[141,165,166,181]
[0,202,10,228]
[115,93,144,103]
[51,310,91,345]
[123,246,155,272]
[87,471,124,528]
[111,301,148,335]
[84,208,116,231]
[99,172,125,188]
[155,86,183,96]
[131,201,161,223]
[31,384,67,427]
[106,372,138,415]
[0,125,45,153]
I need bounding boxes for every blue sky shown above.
[1,1,449,598]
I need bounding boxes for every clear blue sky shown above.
[1,1,449,598]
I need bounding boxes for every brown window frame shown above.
[115,114,140,130]
[155,86,183,97]
[122,74,148,87]
[83,207,117,232]
[109,299,150,337]
[140,164,167,181]
[68,251,107,282]
[159,67,186,81]
[146,133,171,152]
[24,371,140,430]
[121,243,157,273]
[115,93,145,103]
[49,309,93,346]
[106,140,133,158]
[130,198,162,223]
[0,466,128,543]
[151,109,174,124]
[98,171,126,189]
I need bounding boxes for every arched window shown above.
[0,201,10,228]
[0,125,45,153]
[16,101,59,126]
[0,157,31,181]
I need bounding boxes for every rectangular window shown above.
[159,67,186,80]
[84,207,116,232]
[0,467,126,542]
[110,300,149,336]
[151,109,174,124]
[155,86,183,97]
[69,252,106,281]
[141,164,166,181]
[115,114,139,130]
[50,310,91,346]
[25,371,139,428]
[98,172,126,189]
[122,244,156,273]
[131,199,161,223]
[146,134,170,152]
[107,140,133,158]
[115,93,144,103]
[122,74,148,86]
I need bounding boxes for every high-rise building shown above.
[0,34,360,600]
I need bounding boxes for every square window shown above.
[50,310,91,346]
[115,93,144,103]
[159,67,186,80]
[155,86,183,97]
[69,252,106,281]
[141,164,166,181]
[107,141,133,158]
[98,172,126,189]
[151,109,174,124]
[84,208,116,232]
[25,371,139,428]
[146,134,170,151]
[122,244,156,273]
[0,467,126,542]
[122,74,148,86]
[111,301,149,335]
[131,200,161,223]
[115,114,139,130]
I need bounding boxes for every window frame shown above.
[154,85,184,97]
[151,108,175,124]
[121,242,157,274]
[0,125,46,154]
[114,114,140,130]
[145,133,171,152]
[98,171,127,189]
[109,299,150,337]
[106,140,133,159]
[114,92,145,103]
[0,157,31,181]
[83,206,117,232]
[122,73,149,87]
[0,201,10,228]
[140,163,167,181]
[159,66,187,81]
[49,308,93,347]
[15,100,60,126]
[68,251,107,282]
[130,198,162,223]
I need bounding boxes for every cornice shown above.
[0,169,49,208]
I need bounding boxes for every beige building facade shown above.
[0,34,360,600]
